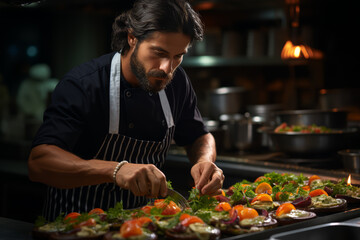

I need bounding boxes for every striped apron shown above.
[43,52,175,221]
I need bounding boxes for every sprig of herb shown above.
[188,188,217,212]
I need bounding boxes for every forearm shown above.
[185,133,216,165]
[28,144,116,189]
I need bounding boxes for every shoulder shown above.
[64,52,116,80]
[56,52,117,95]
[166,66,192,95]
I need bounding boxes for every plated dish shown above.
[33,172,358,239]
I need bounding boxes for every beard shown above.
[130,45,173,93]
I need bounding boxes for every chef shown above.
[28,0,224,221]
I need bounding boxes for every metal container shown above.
[246,104,283,149]
[338,149,360,173]
[219,113,253,152]
[274,109,348,128]
[268,128,357,156]
[270,222,360,240]
[247,104,283,127]
[208,87,245,120]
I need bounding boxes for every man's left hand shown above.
[190,161,224,196]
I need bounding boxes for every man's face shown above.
[130,32,191,93]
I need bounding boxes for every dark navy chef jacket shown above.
[31,52,208,160]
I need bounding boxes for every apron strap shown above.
[109,52,121,134]
[109,52,174,134]
[159,90,174,128]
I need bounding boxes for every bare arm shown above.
[185,132,216,165]
[185,133,224,195]
[28,144,116,188]
[28,144,168,197]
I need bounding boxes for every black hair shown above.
[111,0,204,52]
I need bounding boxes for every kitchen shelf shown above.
[182,56,284,67]
[182,56,320,68]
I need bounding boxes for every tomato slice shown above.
[73,218,96,229]
[179,213,192,221]
[88,208,105,215]
[135,217,152,226]
[254,176,270,183]
[300,185,311,192]
[153,199,181,215]
[162,201,181,215]
[64,212,81,223]
[239,208,259,220]
[141,205,154,214]
[120,220,143,238]
[255,182,273,194]
[309,189,328,197]
[276,203,296,217]
[180,216,204,227]
[308,175,321,186]
[230,205,244,218]
[214,202,232,212]
[251,193,273,204]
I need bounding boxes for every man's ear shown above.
[128,32,137,48]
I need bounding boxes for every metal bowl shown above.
[268,128,357,156]
[338,149,360,173]
[274,109,348,128]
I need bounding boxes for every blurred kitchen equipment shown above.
[208,87,245,120]
[221,30,244,57]
[338,149,360,174]
[268,128,357,156]
[274,109,348,128]
[203,119,226,153]
[247,104,283,127]
[220,113,252,153]
[319,88,360,122]
[247,29,266,57]
[246,104,283,150]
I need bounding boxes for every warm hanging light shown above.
[281,40,314,59]
[281,0,323,60]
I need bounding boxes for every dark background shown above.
[0,0,359,223]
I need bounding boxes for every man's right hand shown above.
[115,163,168,198]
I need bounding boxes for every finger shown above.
[201,170,224,195]
[149,167,165,198]
[130,179,142,196]
[195,164,215,191]
[135,170,150,196]
[156,171,168,197]
[191,166,202,187]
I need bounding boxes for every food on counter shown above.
[33,172,359,239]
[274,123,334,133]
[103,217,157,240]
[250,193,279,211]
[33,208,110,240]
[269,202,316,225]
[164,213,221,240]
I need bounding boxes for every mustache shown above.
[147,70,172,80]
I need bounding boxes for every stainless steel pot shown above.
[274,109,348,128]
[220,113,253,151]
[208,87,245,120]
[268,128,357,156]
[338,149,360,173]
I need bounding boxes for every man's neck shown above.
[120,52,139,87]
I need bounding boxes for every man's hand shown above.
[185,133,223,195]
[115,163,168,198]
[191,161,224,196]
